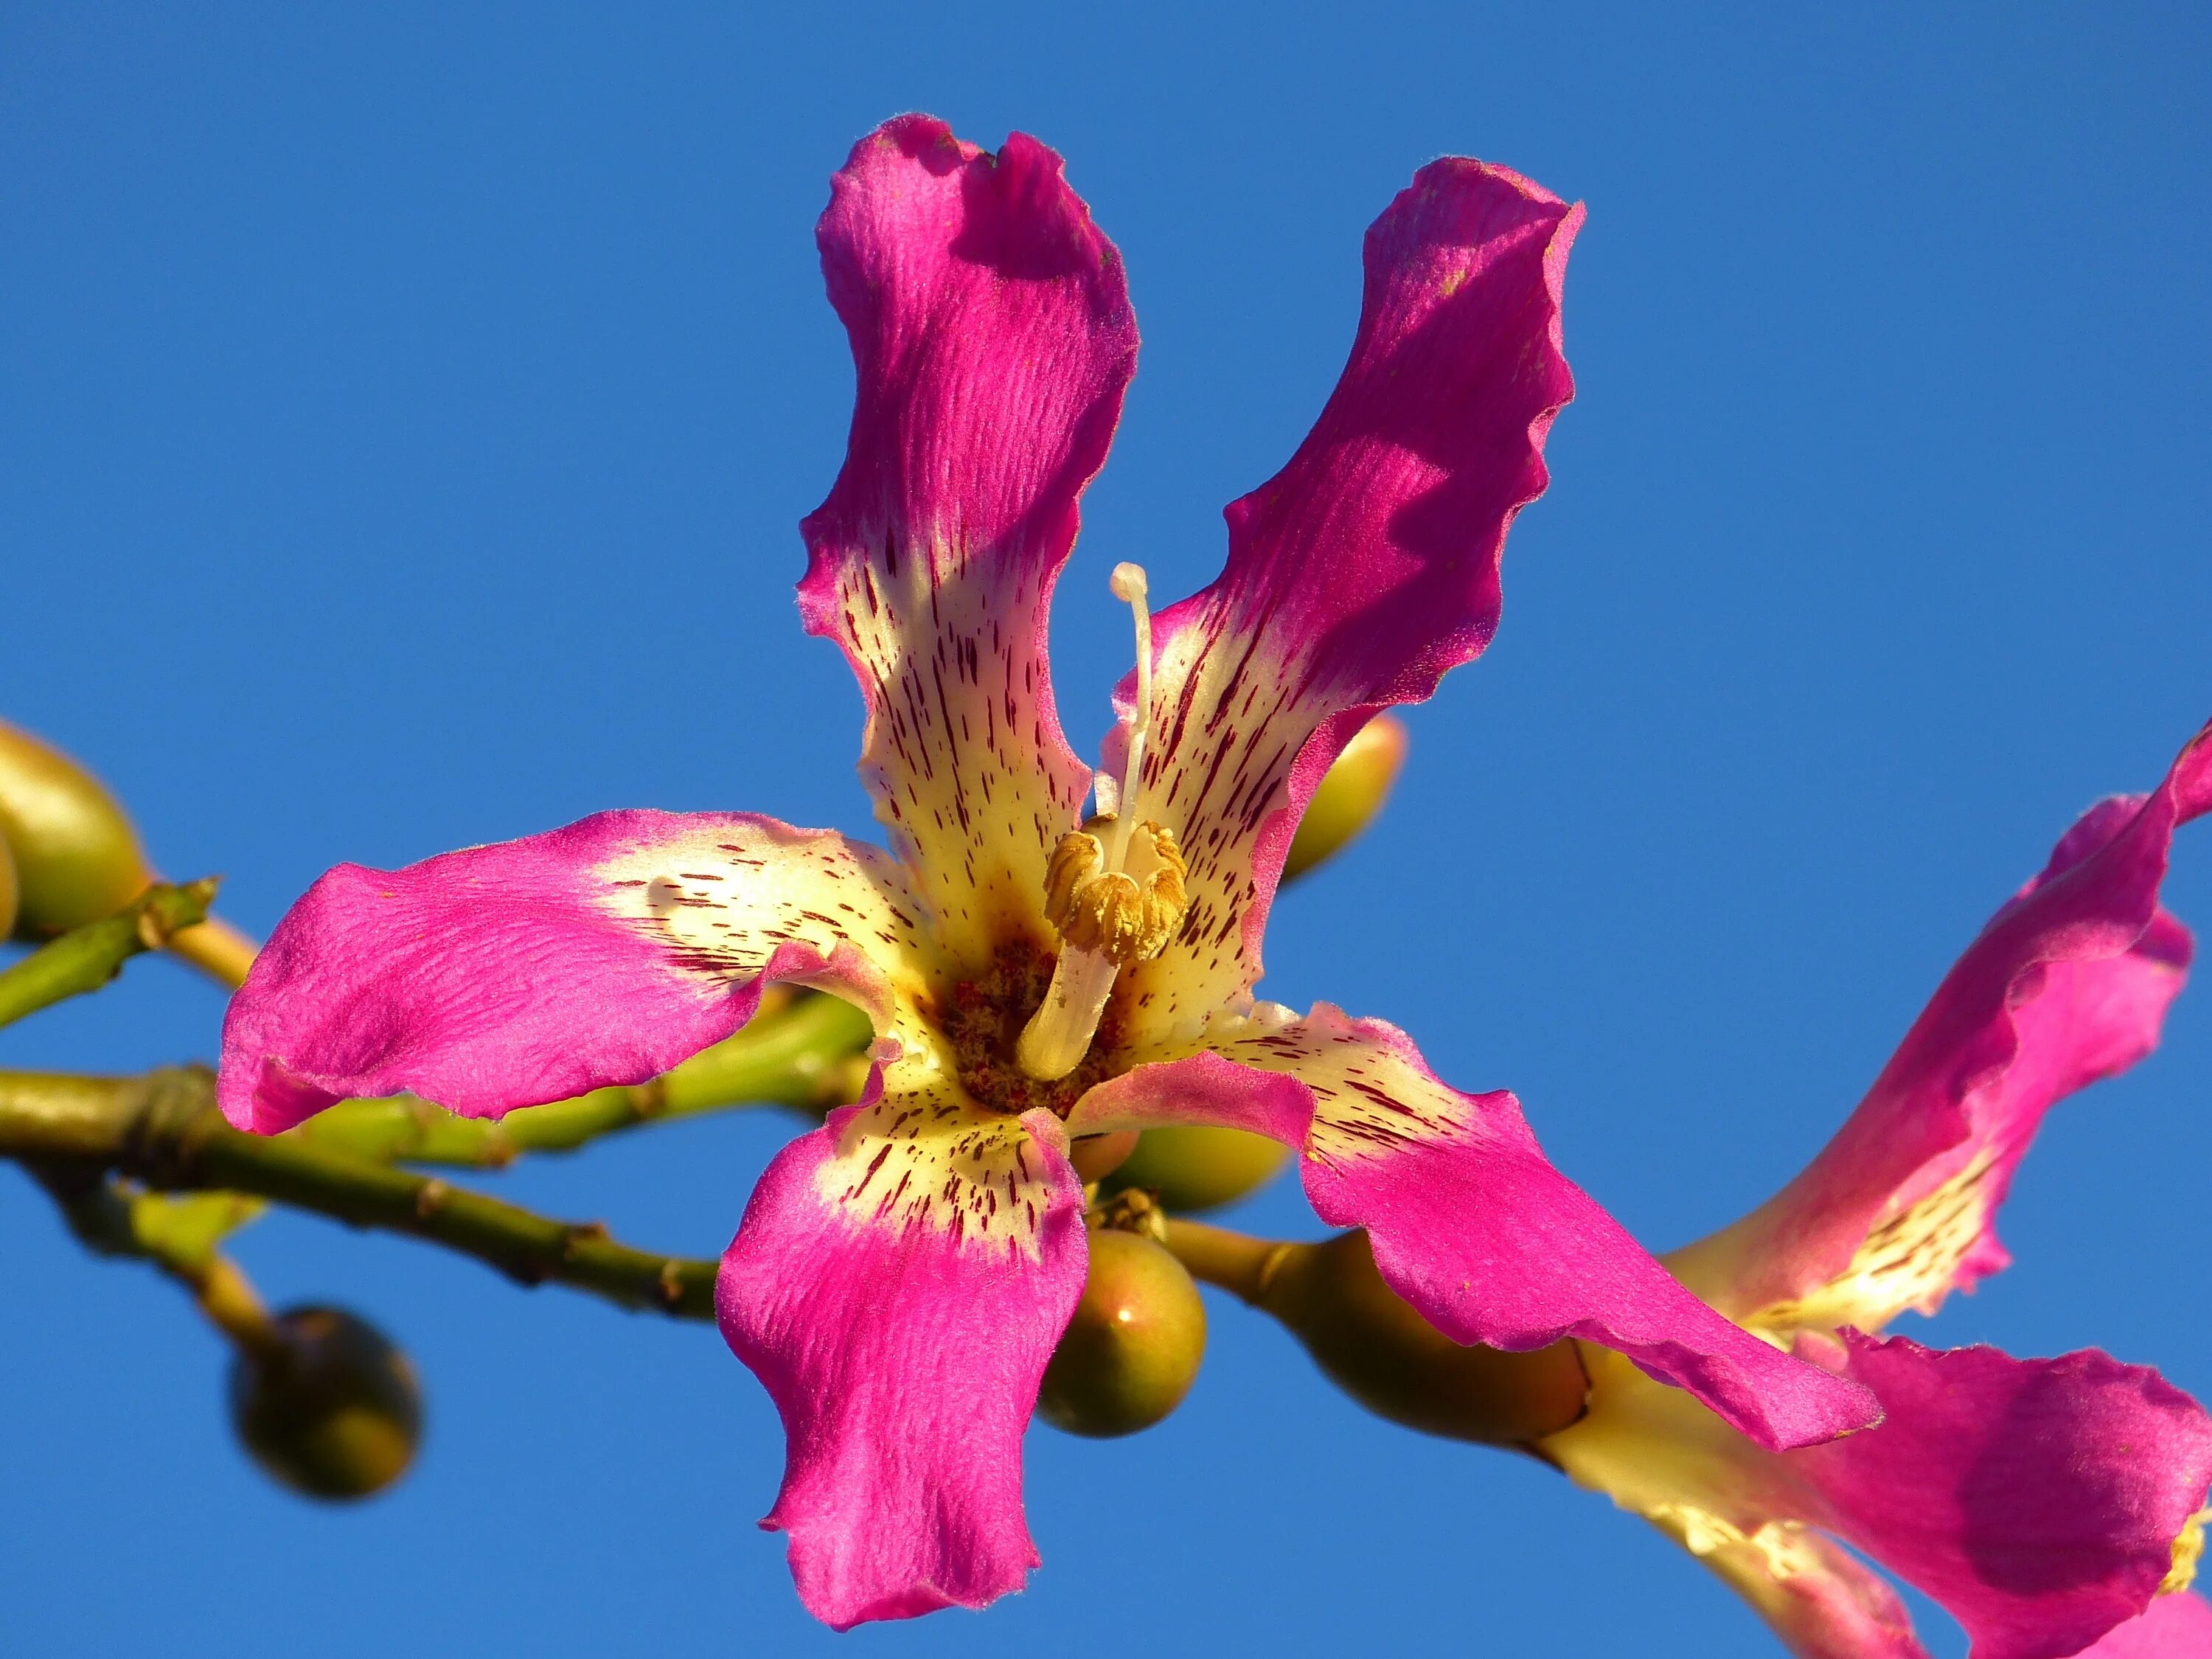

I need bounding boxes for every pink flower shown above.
[1545,723,2212,1659]
[215,115,1875,1627]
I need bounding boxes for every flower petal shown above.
[1068,1005,1877,1451]
[1664,1518,1926,1659]
[2079,1594,2212,1658]
[800,115,1138,969]
[1547,1335,2212,1659]
[1813,1336,2212,1659]
[1108,160,1579,1042]
[218,811,935,1133]
[717,1087,1086,1629]
[1673,721,2211,1330]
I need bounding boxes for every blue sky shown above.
[4,5,2208,1655]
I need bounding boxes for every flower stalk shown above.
[1,1067,723,1321]
[0,878,218,1030]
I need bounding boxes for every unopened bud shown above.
[1281,714,1408,883]
[1257,1230,1587,1447]
[0,720,154,939]
[228,1305,423,1500]
[1067,1130,1140,1183]
[1037,1228,1206,1439]
[1102,1124,1293,1213]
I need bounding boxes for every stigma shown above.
[1015,563,1188,1082]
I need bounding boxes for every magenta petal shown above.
[1070,1009,1879,1451]
[2079,1595,2212,1658]
[717,1098,1086,1630]
[799,114,1138,966]
[1113,160,1579,1034]
[1732,1534,1928,1659]
[1677,721,2211,1328]
[1803,1334,2212,1659]
[217,811,931,1133]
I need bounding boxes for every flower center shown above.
[1015,563,1189,1082]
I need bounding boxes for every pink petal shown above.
[1674,721,2211,1329]
[717,1092,1086,1629]
[218,811,933,1133]
[1550,1335,2212,1659]
[1686,1521,1927,1659]
[1800,1335,2212,1659]
[2079,1595,2212,1658]
[799,115,1138,968]
[1111,160,1579,1038]
[1068,1006,1879,1451]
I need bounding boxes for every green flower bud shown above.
[1102,1123,1293,1213]
[0,720,153,939]
[1036,1228,1206,1439]
[1256,1229,1587,1447]
[1281,713,1408,883]
[228,1305,423,1500]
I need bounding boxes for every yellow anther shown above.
[1013,563,1178,1084]
[2162,1509,2210,1597]
[1043,821,1187,967]
[1043,830,1105,924]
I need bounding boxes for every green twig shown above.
[32,1162,279,1351]
[0,880,218,1030]
[1,1068,721,1321]
[288,989,874,1166]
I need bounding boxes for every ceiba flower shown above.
[1543,723,2212,1659]
[215,115,1877,1627]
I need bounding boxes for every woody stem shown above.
[0,1067,724,1321]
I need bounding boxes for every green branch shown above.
[0,880,217,1029]
[1,1068,721,1321]
[288,989,873,1166]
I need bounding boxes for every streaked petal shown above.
[801,115,1138,967]
[1068,1006,1877,1451]
[718,1086,1085,1629]
[1674,721,2211,1330]
[1663,1517,1926,1659]
[218,811,935,1133]
[2080,1594,2212,1658]
[1110,160,1578,1041]
[1548,1335,2212,1659]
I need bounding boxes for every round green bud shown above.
[1259,1229,1587,1447]
[1281,713,1408,883]
[1036,1228,1206,1439]
[228,1305,423,1500]
[0,720,153,939]
[1101,1123,1293,1213]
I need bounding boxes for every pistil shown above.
[1015,564,1187,1083]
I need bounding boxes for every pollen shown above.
[1043,819,1188,967]
[2162,1508,2210,1597]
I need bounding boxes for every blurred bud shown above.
[1281,714,1407,884]
[0,720,153,939]
[1067,1129,1138,1183]
[1102,1123,1293,1213]
[228,1305,422,1500]
[1036,1228,1206,1439]
[0,835,17,938]
[1258,1230,1587,1447]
